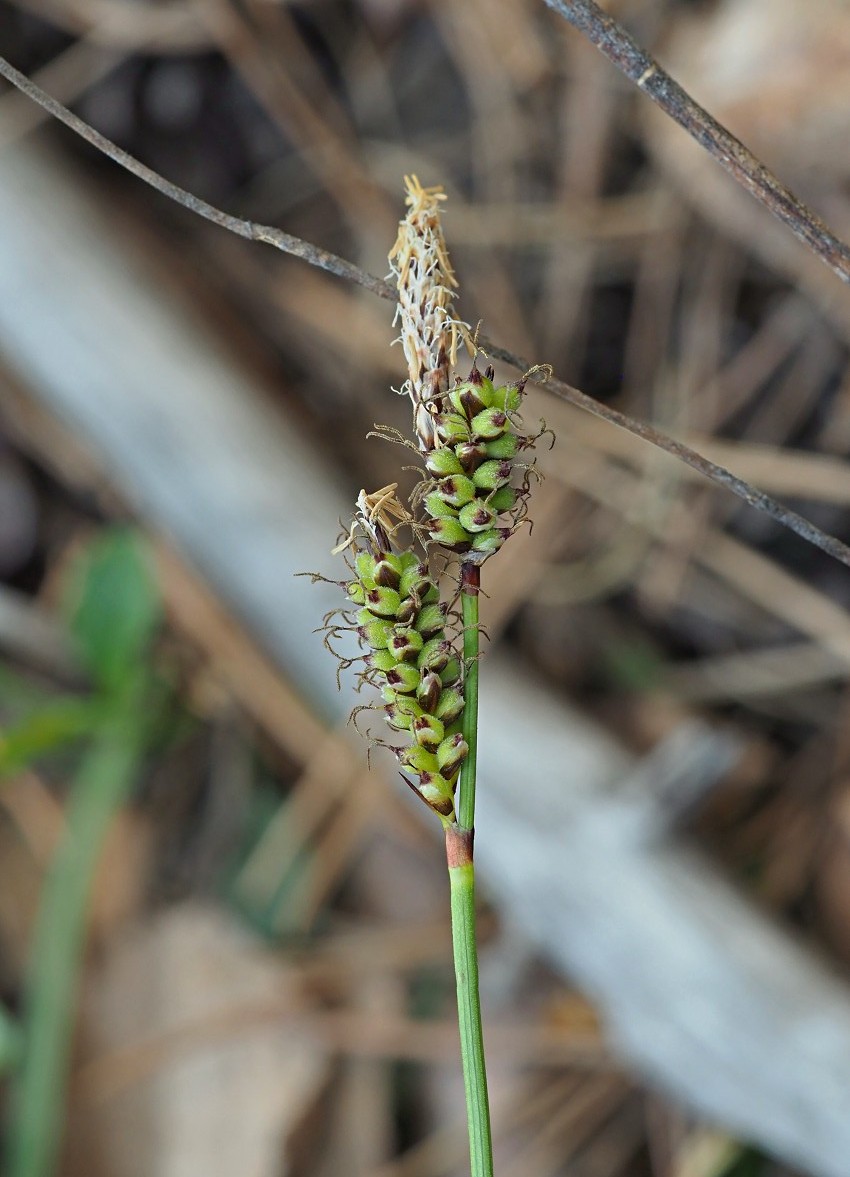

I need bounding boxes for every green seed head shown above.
[425,447,463,477]
[329,484,476,822]
[472,459,512,491]
[365,586,401,617]
[484,432,519,460]
[437,732,469,779]
[458,500,497,533]
[470,408,508,440]
[435,475,476,508]
[435,413,470,444]
[389,627,424,662]
[434,687,464,724]
[429,517,471,547]
[385,662,422,693]
[412,713,445,751]
[414,601,446,639]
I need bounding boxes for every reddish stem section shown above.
[461,563,480,595]
[446,826,474,868]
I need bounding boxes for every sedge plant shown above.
[316,178,550,1177]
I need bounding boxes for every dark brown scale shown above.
[417,670,442,713]
[459,386,487,419]
[374,559,401,589]
[395,596,418,624]
[456,441,487,472]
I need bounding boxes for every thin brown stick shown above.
[480,338,850,569]
[0,56,391,301]
[2,53,850,569]
[544,0,850,287]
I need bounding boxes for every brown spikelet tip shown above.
[389,175,467,452]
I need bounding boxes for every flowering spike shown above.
[325,490,468,824]
[389,175,464,453]
[414,359,549,561]
[317,180,555,832]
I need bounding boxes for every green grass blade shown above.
[0,1002,22,1074]
[6,716,146,1177]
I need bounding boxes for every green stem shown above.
[447,829,493,1177]
[0,1002,22,1075]
[7,712,145,1177]
[447,561,493,1176]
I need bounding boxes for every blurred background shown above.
[4,0,850,1174]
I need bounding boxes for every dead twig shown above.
[2,52,850,570]
[543,0,850,287]
[0,56,391,301]
[481,339,850,571]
